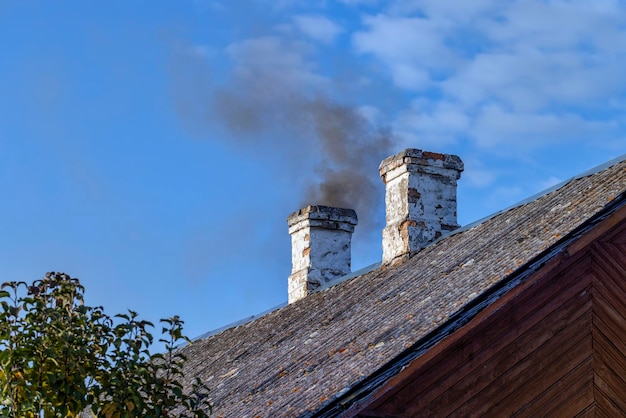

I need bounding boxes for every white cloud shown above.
[350,0,626,154]
[391,64,430,90]
[438,1,626,111]
[353,14,458,90]
[483,0,626,52]
[293,15,344,44]
[390,0,499,23]
[471,104,615,152]
[441,50,621,111]
[393,100,469,147]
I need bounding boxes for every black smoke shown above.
[169,36,395,236]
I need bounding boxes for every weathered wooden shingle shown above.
[180,156,626,417]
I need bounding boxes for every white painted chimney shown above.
[380,149,464,265]
[287,205,358,303]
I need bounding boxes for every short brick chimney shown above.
[380,149,464,265]
[287,205,358,303]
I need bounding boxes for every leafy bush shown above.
[0,272,211,417]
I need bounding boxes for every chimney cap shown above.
[287,205,358,232]
[379,148,464,179]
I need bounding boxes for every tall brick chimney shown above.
[287,205,358,303]
[380,149,464,265]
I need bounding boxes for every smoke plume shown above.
[304,99,393,222]
[170,36,395,235]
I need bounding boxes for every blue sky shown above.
[1,0,624,340]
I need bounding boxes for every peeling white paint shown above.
[380,149,464,265]
[287,206,357,303]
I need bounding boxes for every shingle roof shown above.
[180,155,626,418]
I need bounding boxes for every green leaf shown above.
[0,272,213,416]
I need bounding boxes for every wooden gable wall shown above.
[352,207,626,417]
